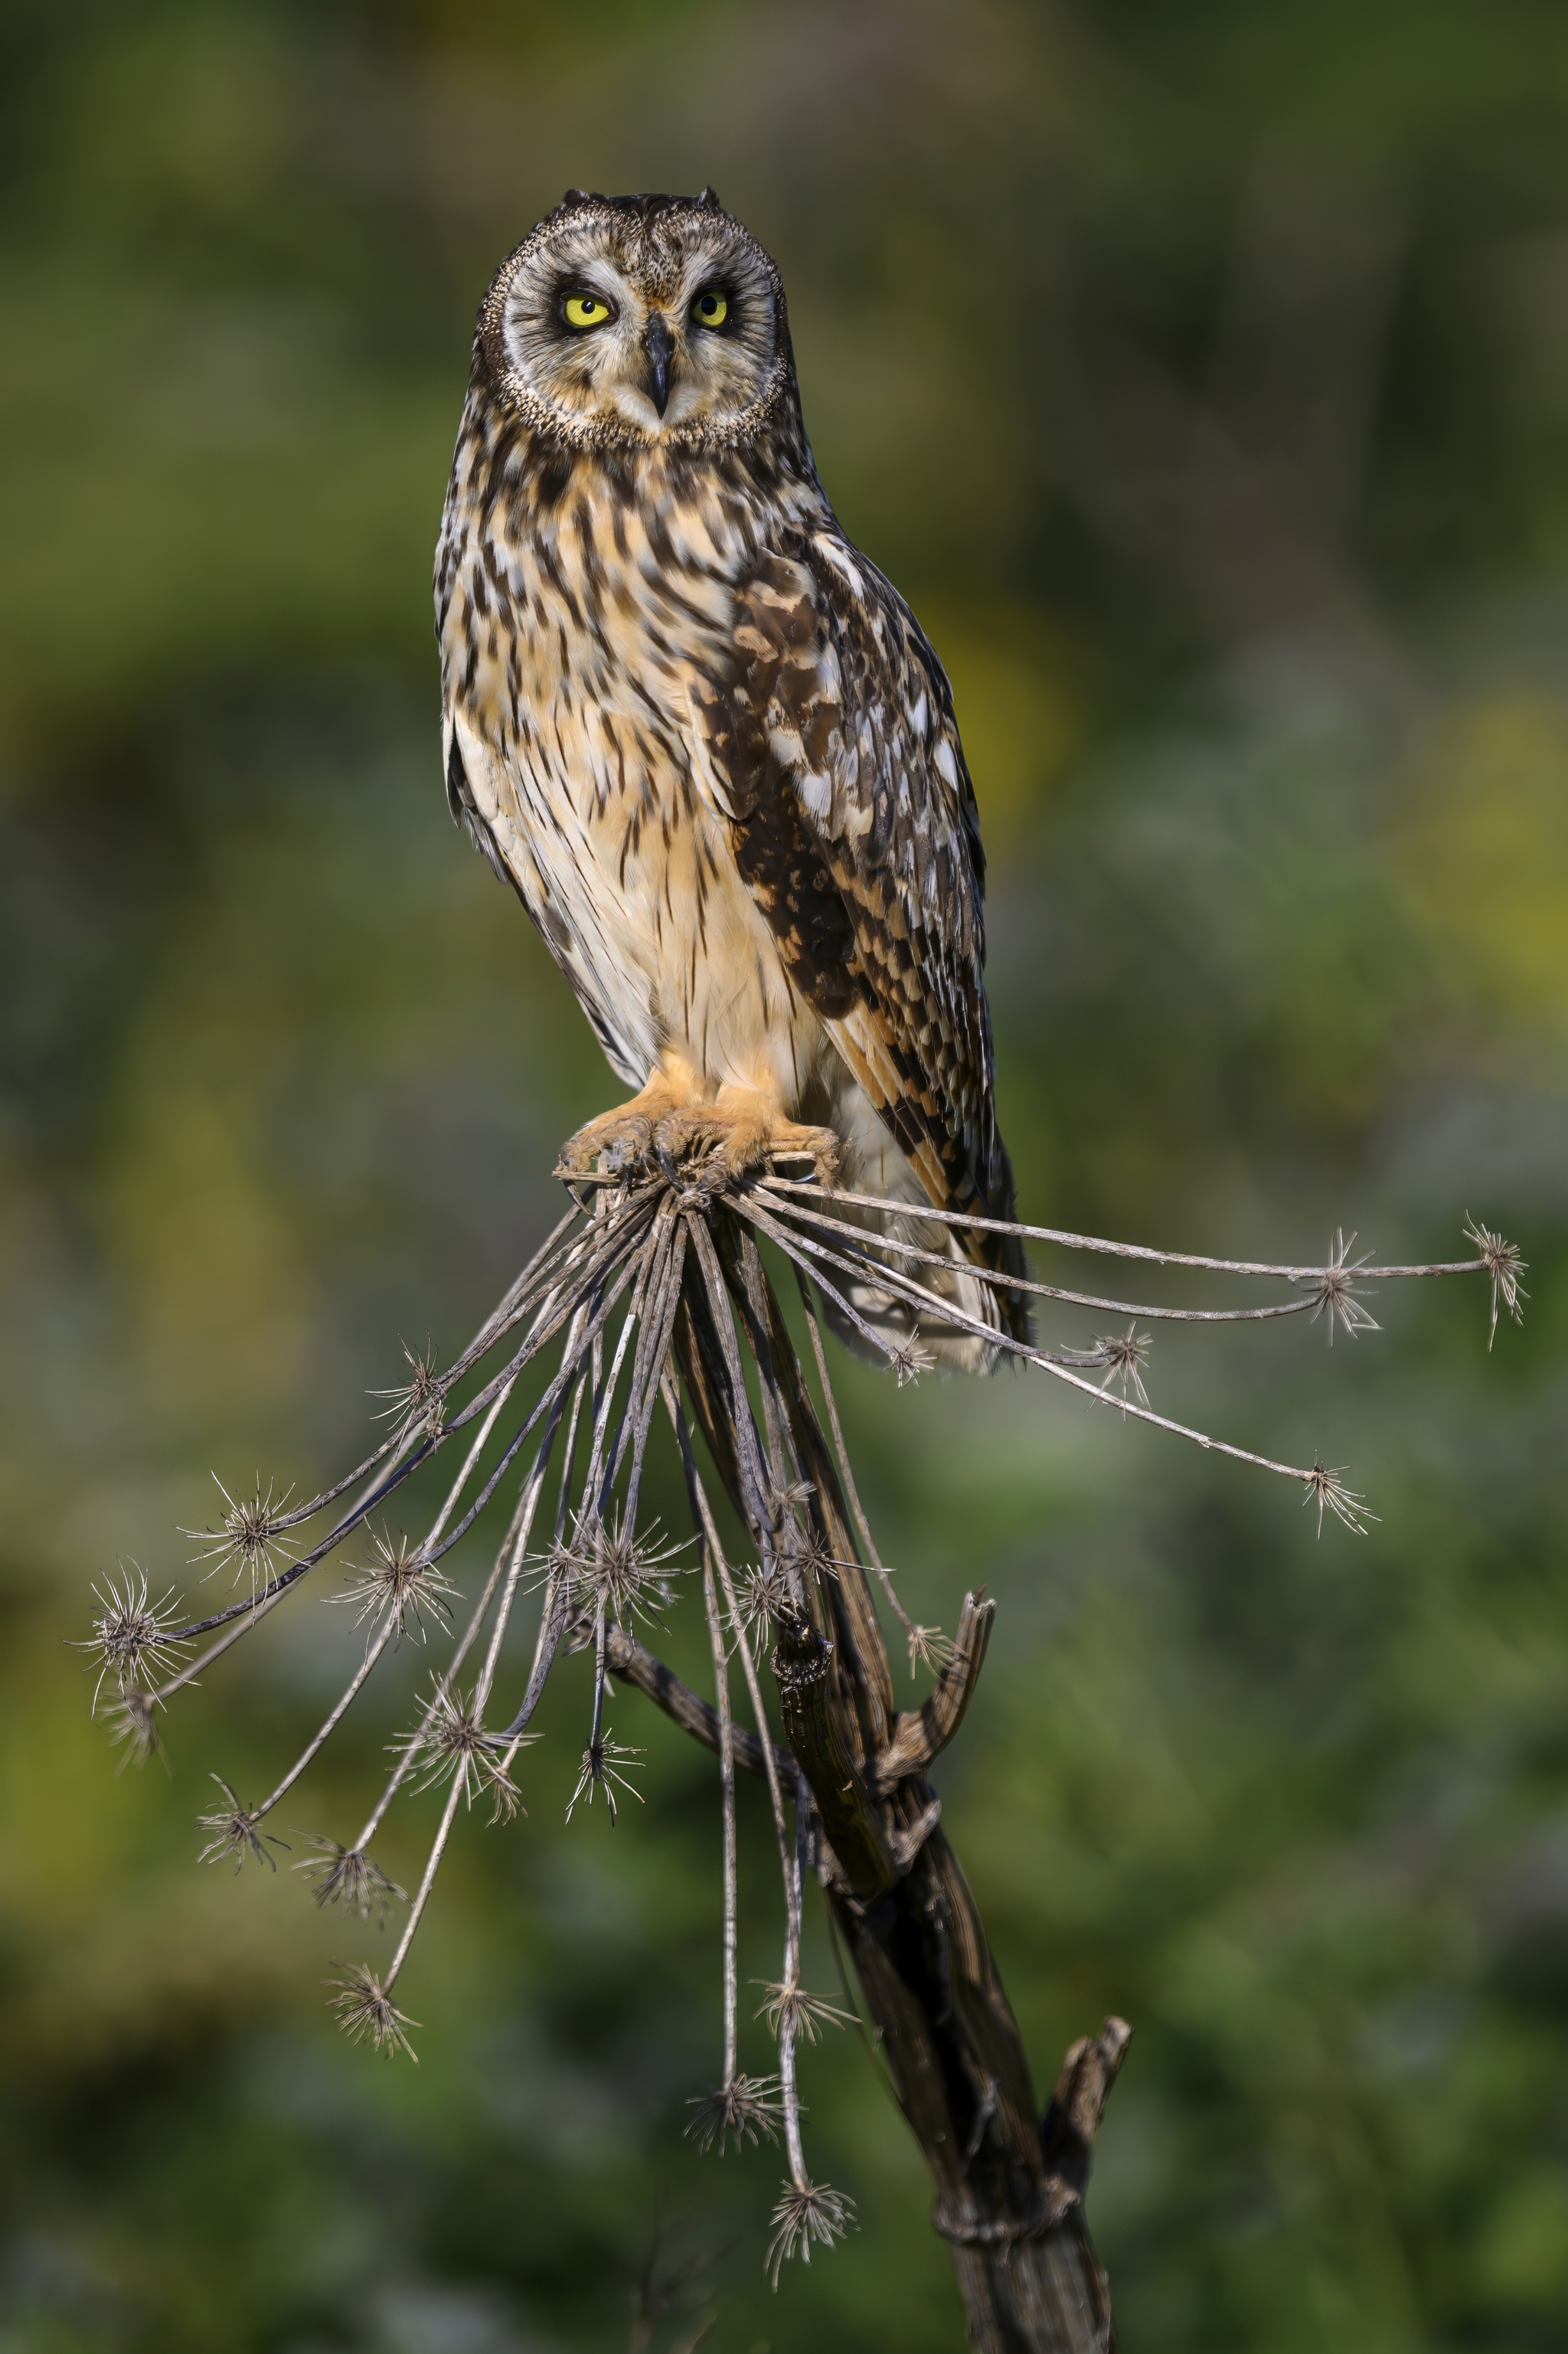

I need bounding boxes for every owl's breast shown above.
[437,461,827,1104]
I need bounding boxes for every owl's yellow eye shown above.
[564,293,612,329]
[691,289,729,329]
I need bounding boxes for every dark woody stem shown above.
[665,1206,1125,2353]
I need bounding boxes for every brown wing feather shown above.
[694,537,1027,1335]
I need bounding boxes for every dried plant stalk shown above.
[80,1147,1517,2349]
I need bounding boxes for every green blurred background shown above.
[3,2,1566,2347]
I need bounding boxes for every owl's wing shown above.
[692,535,1024,1321]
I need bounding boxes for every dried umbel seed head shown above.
[1302,1231,1380,1345]
[793,1527,844,1588]
[734,1559,793,1659]
[768,1473,815,1535]
[1302,1454,1379,1538]
[684,2074,782,2155]
[181,1473,299,1595]
[369,1339,445,1443]
[565,1734,643,1826]
[905,1621,952,1676]
[73,1564,191,1712]
[1091,1322,1153,1407]
[753,1980,853,2046]
[1465,1217,1528,1349]
[332,1528,459,1646]
[106,1689,165,1774]
[562,1509,692,1630]
[397,1687,524,1823]
[292,1837,407,1925]
[766,2180,857,2287]
[328,1964,419,2061]
[197,1775,288,1873]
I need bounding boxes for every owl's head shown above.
[477,189,793,451]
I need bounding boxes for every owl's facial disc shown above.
[487,198,785,447]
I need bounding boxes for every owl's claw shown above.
[556,1099,667,1180]
[557,1097,840,1191]
[649,1109,840,1190]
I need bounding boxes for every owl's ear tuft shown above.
[559,188,594,213]
[695,185,723,212]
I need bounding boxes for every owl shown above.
[434,188,1027,1371]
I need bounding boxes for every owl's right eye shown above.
[564,292,613,329]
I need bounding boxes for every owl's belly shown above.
[450,708,826,1112]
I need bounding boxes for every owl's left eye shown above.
[691,288,730,329]
[564,292,613,329]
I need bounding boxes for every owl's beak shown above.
[643,312,674,417]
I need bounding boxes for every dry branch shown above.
[79,1146,1517,2349]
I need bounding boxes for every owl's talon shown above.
[560,1108,659,1177]
[768,1126,841,1189]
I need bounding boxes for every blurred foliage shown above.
[2,2,1566,2349]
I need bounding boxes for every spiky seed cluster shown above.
[766,2182,858,2287]
[107,1690,163,1773]
[292,1837,407,1924]
[685,2074,783,2154]
[182,1475,298,1594]
[74,1565,191,1712]
[889,1339,934,1388]
[906,1622,952,1676]
[795,1528,844,1587]
[1302,1231,1380,1344]
[197,1774,288,1873]
[565,1734,644,1826]
[400,1688,523,1822]
[370,1340,445,1443]
[1465,1217,1528,1348]
[564,1510,691,1629]
[1302,1454,1379,1538]
[329,1964,420,2061]
[768,1474,815,1532]
[1091,1322,1153,1407]
[734,1560,793,1658]
[333,1528,459,1646]
[754,1980,854,2045]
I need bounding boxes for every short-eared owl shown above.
[435,188,1026,1369]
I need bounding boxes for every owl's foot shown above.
[557,1084,839,1189]
[556,1077,686,1181]
[652,1102,841,1189]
